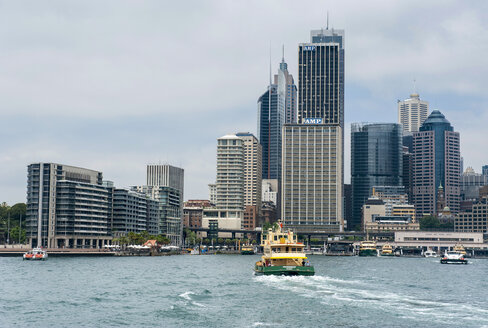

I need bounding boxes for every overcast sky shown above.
[1,0,488,205]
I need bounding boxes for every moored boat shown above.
[359,240,377,256]
[23,248,48,261]
[254,223,314,276]
[424,249,438,258]
[453,243,466,256]
[241,245,255,255]
[441,250,467,264]
[380,243,394,256]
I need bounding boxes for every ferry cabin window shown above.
[274,236,278,241]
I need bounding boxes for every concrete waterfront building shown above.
[456,197,488,233]
[26,163,113,248]
[412,110,460,216]
[135,164,184,245]
[351,123,403,231]
[282,124,343,233]
[216,134,245,211]
[398,93,429,134]
[112,189,160,236]
[236,132,262,230]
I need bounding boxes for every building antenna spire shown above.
[327,11,329,30]
[269,41,272,85]
[282,44,285,62]
[413,78,417,94]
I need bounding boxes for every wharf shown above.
[0,248,115,257]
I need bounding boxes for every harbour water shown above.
[1,255,488,327]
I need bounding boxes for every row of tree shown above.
[112,231,171,246]
[0,203,27,244]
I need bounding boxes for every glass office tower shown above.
[351,123,403,230]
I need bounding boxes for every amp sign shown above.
[304,118,323,124]
[303,45,316,51]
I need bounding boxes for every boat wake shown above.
[253,275,488,325]
[177,290,211,308]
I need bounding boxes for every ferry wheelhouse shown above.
[380,243,394,256]
[254,223,314,276]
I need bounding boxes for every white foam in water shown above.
[178,291,206,308]
[254,273,488,325]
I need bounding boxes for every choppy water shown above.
[1,255,487,327]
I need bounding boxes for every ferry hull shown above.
[380,253,394,257]
[359,249,377,256]
[254,265,315,276]
[440,259,467,264]
[241,251,255,255]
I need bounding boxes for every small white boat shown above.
[440,251,467,264]
[23,248,48,261]
[424,249,438,258]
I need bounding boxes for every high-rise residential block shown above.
[236,132,262,230]
[282,124,343,232]
[26,163,113,248]
[398,93,429,134]
[413,110,460,216]
[351,123,403,230]
[112,189,160,235]
[216,134,245,211]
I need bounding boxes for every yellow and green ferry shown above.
[359,240,378,256]
[241,245,255,255]
[380,243,394,256]
[254,223,315,276]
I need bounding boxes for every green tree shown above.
[419,216,440,230]
[10,226,26,244]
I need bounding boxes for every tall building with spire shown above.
[398,92,429,134]
[258,54,296,181]
[273,48,297,124]
[281,26,345,232]
[412,110,460,216]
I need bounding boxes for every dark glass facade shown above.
[257,85,283,180]
[351,123,403,230]
[298,29,344,126]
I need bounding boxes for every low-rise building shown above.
[455,197,488,233]
[392,204,416,221]
[183,200,212,229]
[362,198,385,231]
[365,216,419,232]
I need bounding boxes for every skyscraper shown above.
[236,132,262,230]
[274,54,297,124]
[412,110,460,215]
[398,93,429,134]
[351,123,403,230]
[298,28,344,125]
[281,27,345,232]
